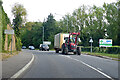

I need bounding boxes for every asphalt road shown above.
[22,50,119,79]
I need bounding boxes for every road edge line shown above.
[72,58,114,80]
[59,55,114,80]
[11,54,35,78]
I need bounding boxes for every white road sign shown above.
[4,29,14,34]
[89,39,93,43]
[43,41,51,45]
[99,39,112,47]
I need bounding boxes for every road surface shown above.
[21,50,119,79]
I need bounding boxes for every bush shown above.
[81,46,120,54]
[99,48,104,53]
[93,47,99,52]
[49,44,54,50]
[16,36,22,51]
[106,47,120,54]
[81,47,91,52]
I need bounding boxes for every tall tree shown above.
[12,3,27,37]
[12,3,27,51]
[43,13,61,48]
[103,2,118,45]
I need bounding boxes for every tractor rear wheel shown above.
[77,47,81,55]
[64,48,68,55]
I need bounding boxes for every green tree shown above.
[58,2,118,46]
[20,22,43,48]
[12,3,27,50]
[103,2,118,45]
[30,22,43,48]
[43,13,61,48]
[12,3,27,37]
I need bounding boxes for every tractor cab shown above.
[65,32,80,52]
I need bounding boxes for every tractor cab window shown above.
[69,35,76,43]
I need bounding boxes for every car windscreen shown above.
[42,45,48,47]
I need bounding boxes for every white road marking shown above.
[11,54,35,78]
[97,68,103,71]
[59,55,71,58]
[59,55,114,80]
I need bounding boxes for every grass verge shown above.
[1,51,20,61]
[82,51,119,59]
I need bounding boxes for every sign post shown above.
[11,35,13,54]
[89,38,93,53]
[4,29,14,54]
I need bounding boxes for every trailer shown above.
[54,33,69,53]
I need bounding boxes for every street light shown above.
[43,26,44,42]
[39,19,44,44]
[67,18,68,33]
[104,29,108,39]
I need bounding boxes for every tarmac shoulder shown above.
[2,50,33,78]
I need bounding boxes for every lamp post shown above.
[43,26,44,42]
[66,16,69,33]
[38,19,44,44]
[104,29,108,39]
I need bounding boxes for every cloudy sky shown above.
[2,0,117,22]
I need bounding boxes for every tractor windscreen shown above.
[70,35,76,43]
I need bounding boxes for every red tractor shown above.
[61,32,81,55]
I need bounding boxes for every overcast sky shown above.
[2,0,117,22]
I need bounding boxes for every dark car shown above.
[40,44,49,51]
